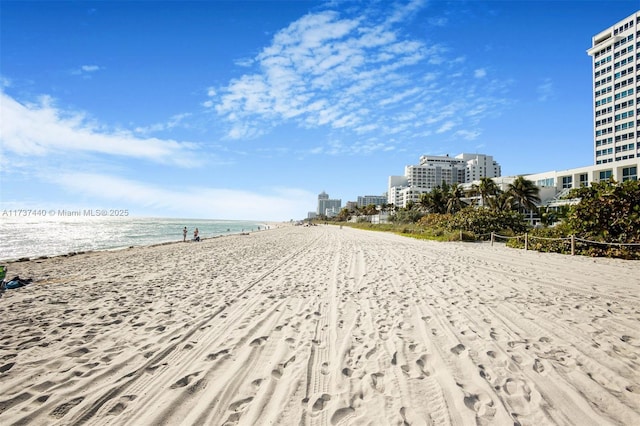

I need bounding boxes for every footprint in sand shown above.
[478,364,494,382]
[400,406,428,426]
[370,372,385,392]
[50,397,85,419]
[330,406,355,424]
[272,366,283,379]
[533,359,545,373]
[225,397,254,424]
[463,392,496,419]
[169,372,200,389]
[416,354,433,376]
[0,362,15,373]
[228,396,253,412]
[107,395,137,416]
[206,349,229,361]
[249,336,268,346]
[450,344,466,355]
[312,393,331,412]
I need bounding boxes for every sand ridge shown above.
[0,225,639,425]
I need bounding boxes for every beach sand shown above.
[1,224,639,425]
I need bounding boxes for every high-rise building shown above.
[317,191,341,217]
[587,11,639,165]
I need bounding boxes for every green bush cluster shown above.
[444,207,528,237]
[506,180,640,259]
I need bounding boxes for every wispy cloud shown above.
[71,64,102,77]
[1,92,200,167]
[52,172,314,221]
[474,68,487,78]
[537,78,554,102]
[209,0,509,148]
[134,112,193,135]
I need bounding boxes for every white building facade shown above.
[522,158,638,205]
[388,153,501,208]
[357,195,388,207]
[587,11,639,165]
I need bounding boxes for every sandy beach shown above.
[0,224,639,425]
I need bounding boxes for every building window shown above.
[561,176,573,189]
[536,178,554,187]
[579,173,588,187]
[599,170,613,181]
[622,166,638,181]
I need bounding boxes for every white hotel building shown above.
[388,153,501,208]
[588,11,639,164]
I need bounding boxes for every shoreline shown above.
[1,225,638,425]
[0,221,282,264]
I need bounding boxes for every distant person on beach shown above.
[183,227,188,242]
[194,228,200,242]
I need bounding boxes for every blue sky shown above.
[1,0,638,221]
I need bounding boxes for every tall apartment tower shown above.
[317,191,341,217]
[587,11,639,165]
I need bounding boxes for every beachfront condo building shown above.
[357,195,388,208]
[317,191,342,217]
[388,153,501,208]
[510,11,640,210]
[587,11,639,165]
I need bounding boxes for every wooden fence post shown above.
[524,233,528,251]
[491,232,494,246]
[571,235,575,256]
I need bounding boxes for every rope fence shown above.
[490,232,640,255]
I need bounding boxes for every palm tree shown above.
[508,176,541,213]
[419,187,447,214]
[488,191,515,212]
[473,177,500,207]
[446,184,467,214]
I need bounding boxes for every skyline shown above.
[1,1,639,221]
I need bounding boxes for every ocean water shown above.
[0,217,267,261]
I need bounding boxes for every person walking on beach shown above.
[193,227,200,242]
[183,227,188,242]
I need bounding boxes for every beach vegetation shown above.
[508,176,541,213]
[334,178,638,258]
[471,177,500,207]
[506,179,640,259]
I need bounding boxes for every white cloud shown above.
[52,172,314,221]
[428,17,448,27]
[454,129,481,140]
[134,112,192,134]
[234,57,254,67]
[214,5,430,139]
[209,1,510,149]
[1,92,200,167]
[436,120,455,133]
[537,78,554,102]
[81,65,101,72]
[474,68,487,78]
[71,64,102,76]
